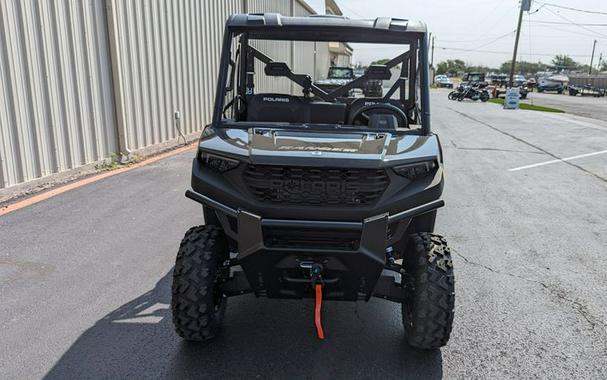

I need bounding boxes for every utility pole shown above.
[598,53,603,73]
[509,1,526,87]
[589,40,597,75]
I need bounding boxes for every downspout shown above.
[104,0,130,159]
[290,0,295,95]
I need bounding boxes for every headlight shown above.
[393,160,437,180]
[199,151,239,173]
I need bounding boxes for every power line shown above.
[543,6,607,38]
[436,46,593,58]
[530,20,607,27]
[448,30,517,52]
[475,1,519,32]
[538,2,607,16]
[531,23,607,38]
[521,31,605,39]
[438,35,516,43]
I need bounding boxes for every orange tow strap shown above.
[315,284,325,339]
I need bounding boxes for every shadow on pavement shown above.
[44,269,443,379]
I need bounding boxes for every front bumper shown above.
[191,158,444,221]
[186,190,444,301]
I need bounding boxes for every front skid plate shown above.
[236,210,389,301]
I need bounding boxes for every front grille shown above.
[264,227,360,250]
[244,165,389,206]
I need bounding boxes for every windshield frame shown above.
[213,25,431,135]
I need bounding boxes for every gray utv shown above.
[172,13,454,349]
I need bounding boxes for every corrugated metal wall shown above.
[568,74,607,89]
[248,0,293,94]
[0,0,117,188]
[292,0,316,92]
[111,0,243,152]
[248,0,325,95]
[0,0,324,190]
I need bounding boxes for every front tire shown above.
[402,233,455,349]
[171,225,229,341]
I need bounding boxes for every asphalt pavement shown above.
[1,91,606,379]
[526,91,607,122]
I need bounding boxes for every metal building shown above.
[0,0,341,192]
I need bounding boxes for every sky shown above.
[325,0,607,68]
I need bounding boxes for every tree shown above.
[576,64,591,73]
[499,60,548,75]
[466,65,495,74]
[551,54,578,70]
[600,61,607,72]
[435,59,466,76]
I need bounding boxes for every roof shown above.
[227,14,427,43]
[325,0,343,16]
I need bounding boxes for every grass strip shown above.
[488,98,565,113]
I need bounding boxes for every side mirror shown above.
[265,62,292,77]
[365,65,392,80]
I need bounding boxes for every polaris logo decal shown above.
[262,97,290,103]
[278,145,357,153]
[271,179,360,195]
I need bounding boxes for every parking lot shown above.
[527,91,607,122]
[1,91,606,379]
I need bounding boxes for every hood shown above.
[199,127,441,169]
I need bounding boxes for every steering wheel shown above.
[348,103,409,128]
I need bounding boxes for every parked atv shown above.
[173,13,455,350]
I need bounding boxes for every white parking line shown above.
[509,150,607,172]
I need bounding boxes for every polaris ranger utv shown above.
[172,14,455,349]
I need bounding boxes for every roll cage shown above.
[213,14,432,135]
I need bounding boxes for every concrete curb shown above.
[0,143,196,217]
